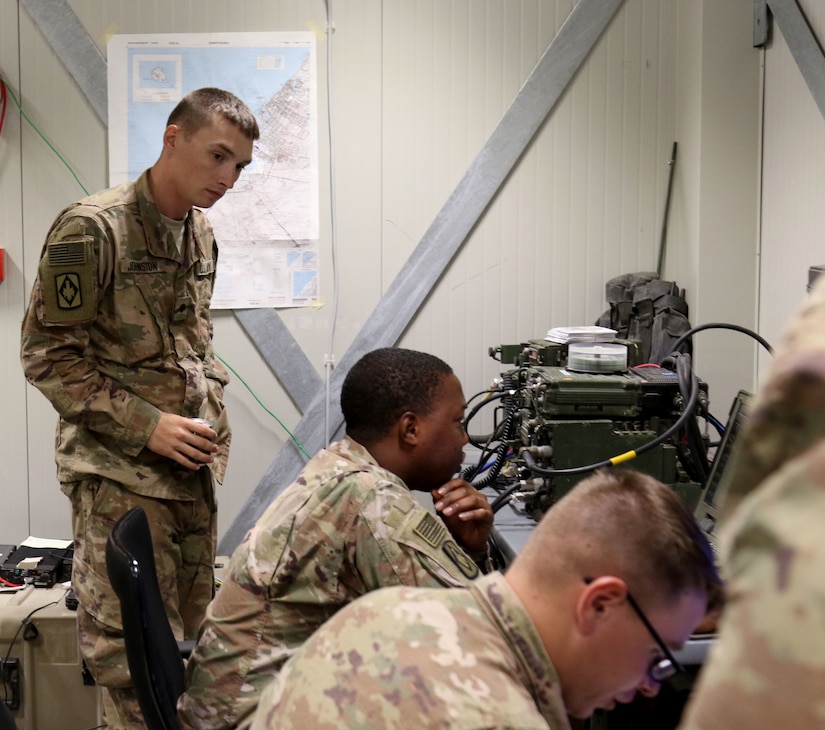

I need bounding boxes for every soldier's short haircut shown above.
[167,87,260,141]
[342,347,454,445]
[519,468,723,609]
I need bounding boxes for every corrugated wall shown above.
[386,1,680,405]
[759,0,825,371]
[1,0,762,544]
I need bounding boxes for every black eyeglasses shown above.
[585,578,684,683]
[625,591,684,683]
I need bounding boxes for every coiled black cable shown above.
[668,322,773,358]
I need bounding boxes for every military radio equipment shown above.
[468,338,710,523]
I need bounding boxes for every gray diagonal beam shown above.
[760,0,825,120]
[219,0,627,552]
[234,310,322,412]
[754,0,769,46]
[21,0,108,124]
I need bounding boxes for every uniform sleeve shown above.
[20,212,161,454]
[351,487,481,590]
[678,445,825,728]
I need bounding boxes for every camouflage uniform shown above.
[678,438,825,727]
[20,171,229,729]
[678,277,825,727]
[250,572,572,730]
[177,436,482,730]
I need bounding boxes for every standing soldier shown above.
[20,87,259,729]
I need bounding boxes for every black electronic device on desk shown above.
[0,544,72,589]
[694,389,751,557]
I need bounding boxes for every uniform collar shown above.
[135,171,213,266]
[472,573,572,729]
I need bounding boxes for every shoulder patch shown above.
[442,540,480,579]
[40,238,98,325]
[413,511,449,548]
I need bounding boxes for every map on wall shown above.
[108,32,319,309]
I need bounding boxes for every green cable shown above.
[0,73,90,195]
[216,353,311,460]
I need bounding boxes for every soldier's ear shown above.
[577,576,627,635]
[398,411,419,446]
[164,124,181,149]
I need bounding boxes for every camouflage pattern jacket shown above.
[678,436,825,727]
[177,437,482,730]
[20,171,230,497]
[251,572,571,730]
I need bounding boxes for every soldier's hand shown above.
[147,412,218,470]
[431,478,493,554]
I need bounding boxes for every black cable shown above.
[464,385,510,414]
[462,376,525,478]
[519,365,703,478]
[491,481,524,513]
[470,409,518,489]
[463,391,510,452]
[463,373,520,487]
[706,411,725,437]
[464,390,510,426]
[662,322,771,480]
[465,423,508,479]
[672,354,710,483]
[1,592,66,704]
[465,411,510,463]
[668,322,773,359]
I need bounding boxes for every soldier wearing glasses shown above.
[250,468,721,729]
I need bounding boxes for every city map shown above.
[108,32,319,308]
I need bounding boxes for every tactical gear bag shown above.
[595,272,691,364]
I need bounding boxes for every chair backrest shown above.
[105,507,184,730]
[0,700,17,730]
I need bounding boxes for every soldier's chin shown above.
[200,191,223,208]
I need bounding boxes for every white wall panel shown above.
[17,1,108,543]
[389,1,685,422]
[760,0,825,374]
[0,1,30,545]
[665,0,761,415]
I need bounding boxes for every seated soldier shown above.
[177,347,494,729]
[251,467,722,729]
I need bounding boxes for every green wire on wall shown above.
[0,72,90,195]
[216,354,311,460]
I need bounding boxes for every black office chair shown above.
[106,507,192,730]
[0,700,17,730]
